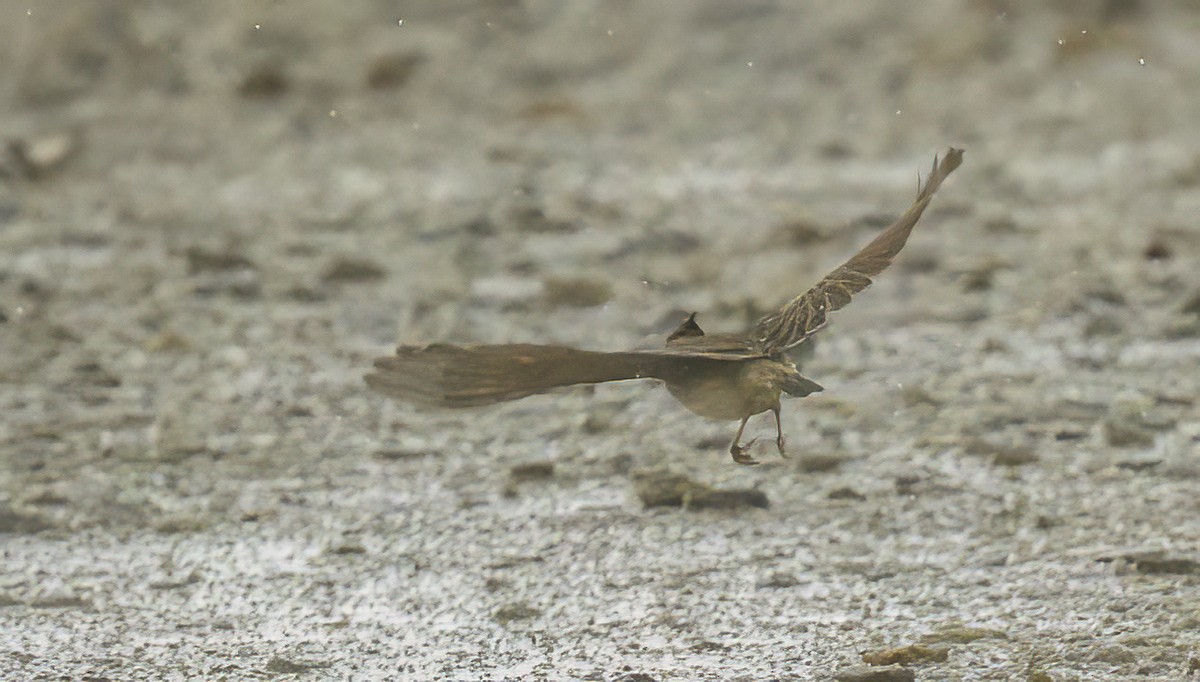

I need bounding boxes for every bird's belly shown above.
[664,362,781,420]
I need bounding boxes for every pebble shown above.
[832,664,915,682]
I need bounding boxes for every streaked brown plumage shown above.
[367,148,963,464]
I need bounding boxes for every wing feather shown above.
[365,343,744,408]
[752,147,964,354]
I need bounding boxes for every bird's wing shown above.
[751,147,964,355]
[365,342,744,408]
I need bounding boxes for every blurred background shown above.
[2,1,1198,679]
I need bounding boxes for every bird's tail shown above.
[365,343,665,408]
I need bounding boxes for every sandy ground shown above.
[2,1,1200,680]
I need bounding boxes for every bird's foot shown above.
[730,438,760,466]
[775,435,787,457]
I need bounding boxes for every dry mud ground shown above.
[2,2,1200,680]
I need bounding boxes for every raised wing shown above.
[751,147,964,355]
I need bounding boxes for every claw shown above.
[776,435,787,457]
[730,438,760,466]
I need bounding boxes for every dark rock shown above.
[493,602,540,624]
[632,470,768,510]
[543,276,613,308]
[920,626,1008,644]
[962,437,1038,466]
[373,448,428,461]
[828,487,867,501]
[1143,237,1172,260]
[799,453,847,473]
[770,218,830,247]
[321,257,387,283]
[509,461,555,482]
[185,246,256,274]
[861,643,949,666]
[509,205,578,234]
[366,52,424,90]
[237,63,288,98]
[0,506,53,534]
[833,664,915,682]
[264,656,330,674]
[1104,418,1154,448]
[688,488,769,510]
[757,572,801,588]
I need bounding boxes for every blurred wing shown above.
[365,342,745,408]
[752,147,964,354]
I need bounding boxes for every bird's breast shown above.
[663,359,783,420]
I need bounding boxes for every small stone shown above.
[509,461,555,482]
[237,63,288,98]
[961,267,994,292]
[373,448,427,461]
[322,257,387,283]
[154,514,208,534]
[73,360,120,388]
[1143,237,1172,260]
[757,572,800,588]
[633,470,711,507]
[819,140,854,159]
[631,470,767,510]
[770,218,829,247]
[1104,418,1154,448]
[1130,553,1200,575]
[283,285,327,302]
[1115,457,1161,472]
[1084,286,1126,306]
[493,602,540,624]
[894,475,921,495]
[264,657,329,674]
[799,453,847,473]
[509,205,578,233]
[828,487,867,501]
[983,216,1019,233]
[1088,642,1138,664]
[365,52,424,90]
[861,643,949,666]
[0,506,53,534]
[518,98,587,122]
[8,131,79,179]
[1163,315,1200,338]
[327,544,366,556]
[143,329,191,353]
[543,275,613,308]
[921,626,1008,644]
[185,246,255,274]
[582,403,622,433]
[155,413,209,460]
[899,385,940,408]
[1181,291,1200,316]
[832,664,915,682]
[962,437,1038,466]
[1083,313,1123,338]
[688,488,769,510]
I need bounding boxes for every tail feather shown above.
[365,343,665,408]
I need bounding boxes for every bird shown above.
[366,148,963,464]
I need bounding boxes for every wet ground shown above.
[2,1,1200,679]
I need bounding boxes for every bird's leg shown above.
[772,404,787,457]
[729,416,760,466]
